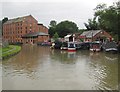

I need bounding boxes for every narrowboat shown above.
[68,42,76,51]
[61,42,68,50]
[80,42,91,50]
[90,41,101,52]
[102,41,118,53]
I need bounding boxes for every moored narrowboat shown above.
[90,41,101,52]
[61,42,68,50]
[102,41,118,53]
[68,42,76,51]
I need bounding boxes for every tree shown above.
[49,20,57,28]
[95,2,119,40]
[84,18,99,30]
[48,20,57,38]
[2,17,8,24]
[53,32,59,40]
[55,20,79,37]
[85,1,120,41]
[116,1,120,40]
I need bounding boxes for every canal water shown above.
[2,45,119,90]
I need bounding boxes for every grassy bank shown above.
[1,45,21,59]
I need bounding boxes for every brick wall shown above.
[3,15,38,43]
[84,31,112,42]
[38,24,48,34]
[23,37,38,44]
[38,35,49,42]
[94,31,112,39]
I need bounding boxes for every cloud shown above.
[1,0,116,28]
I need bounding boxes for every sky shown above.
[0,0,117,29]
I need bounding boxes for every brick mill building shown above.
[3,15,49,44]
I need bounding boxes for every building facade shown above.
[3,15,49,44]
[38,24,48,34]
[80,30,112,42]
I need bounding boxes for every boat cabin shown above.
[90,41,101,52]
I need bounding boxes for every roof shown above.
[38,23,48,29]
[64,34,72,38]
[80,30,101,38]
[38,23,43,25]
[22,32,49,38]
[4,15,36,24]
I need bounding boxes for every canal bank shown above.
[1,45,21,60]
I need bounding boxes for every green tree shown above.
[85,1,120,41]
[78,29,87,34]
[116,1,120,40]
[94,2,119,40]
[49,20,57,28]
[55,20,79,37]
[2,17,8,24]
[53,32,59,40]
[48,20,57,38]
[84,18,99,30]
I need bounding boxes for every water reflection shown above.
[50,49,77,64]
[87,52,118,90]
[2,45,118,90]
[3,45,50,79]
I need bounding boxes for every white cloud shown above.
[1,0,116,28]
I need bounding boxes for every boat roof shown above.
[64,34,72,38]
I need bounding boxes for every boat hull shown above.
[90,48,101,52]
[105,48,118,54]
[68,48,76,52]
[61,47,68,50]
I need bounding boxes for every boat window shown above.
[69,43,74,48]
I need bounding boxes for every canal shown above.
[2,45,118,90]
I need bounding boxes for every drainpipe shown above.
[92,30,93,42]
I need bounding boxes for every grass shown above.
[1,45,21,59]
[2,46,13,52]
